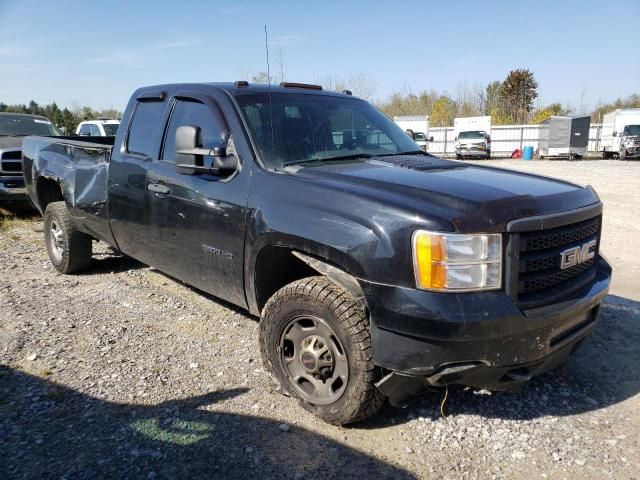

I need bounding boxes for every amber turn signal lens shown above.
[413,232,446,289]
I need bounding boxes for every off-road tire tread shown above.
[260,276,384,425]
[44,201,92,274]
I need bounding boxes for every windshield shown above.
[236,93,419,168]
[458,131,487,140]
[0,115,60,136]
[103,123,119,136]
[623,125,640,137]
[413,132,427,141]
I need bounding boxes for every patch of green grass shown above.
[130,418,212,445]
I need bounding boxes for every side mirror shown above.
[405,129,415,140]
[454,136,458,141]
[175,125,238,175]
[429,136,434,142]
[613,131,617,137]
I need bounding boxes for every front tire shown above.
[43,201,93,274]
[620,148,627,160]
[260,276,384,425]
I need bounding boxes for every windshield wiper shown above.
[283,153,373,167]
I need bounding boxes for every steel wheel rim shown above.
[279,315,349,406]
[49,219,64,261]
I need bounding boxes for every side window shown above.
[89,124,101,136]
[162,99,225,162]
[79,124,91,135]
[127,100,166,157]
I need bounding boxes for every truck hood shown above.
[287,155,599,232]
[0,137,24,150]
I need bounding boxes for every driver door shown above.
[144,92,251,307]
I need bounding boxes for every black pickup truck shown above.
[23,82,612,424]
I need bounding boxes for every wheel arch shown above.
[251,243,366,316]
[35,176,64,214]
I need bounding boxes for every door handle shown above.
[147,183,171,195]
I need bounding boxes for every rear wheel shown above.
[43,201,92,274]
[260,276,384,425]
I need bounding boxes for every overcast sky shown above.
[0,0,639,111]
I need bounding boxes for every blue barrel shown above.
[523,146,534,160]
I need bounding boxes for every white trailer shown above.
[453,116,492,159]
[601,108,640,159]
[393,115,431,149]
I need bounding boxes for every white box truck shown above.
[453,116,492,159]
[601,108,640,159]
[393,115,431,150]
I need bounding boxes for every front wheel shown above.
[43,201,93,274]
[620,148,627,160]
[260,276,384,425]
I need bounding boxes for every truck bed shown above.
[22,135,116,243]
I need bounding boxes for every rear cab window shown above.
[127,100,166,158]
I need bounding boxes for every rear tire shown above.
[260,276,384,425]
[43,201,92,274]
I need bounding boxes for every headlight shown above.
[412,231,502,291]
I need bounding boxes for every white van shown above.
[601,109,640,159]
[454,116,492,159]
[393,115,431,150]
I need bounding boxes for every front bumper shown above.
[456,147,489,157]
[0,176,26,201]
[363,257,611,399]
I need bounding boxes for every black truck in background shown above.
[0,112,60,201]
[22,82,611,424]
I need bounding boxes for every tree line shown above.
[0,100,122,135]
[375,69,640,126]
[2,68,639,131]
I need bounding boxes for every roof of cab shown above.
[134,82,357,99]
[0,112,51,120]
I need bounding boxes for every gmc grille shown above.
[507,214,601,310]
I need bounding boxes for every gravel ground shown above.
[1,159,639,479]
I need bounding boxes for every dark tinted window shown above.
[127,101,165,157]
[103,123,119,136]
[235,93,418,168]
[0,115,60,136]
[162,99,225,161]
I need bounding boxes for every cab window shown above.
[127,100,165,157]
[162,99,225,162]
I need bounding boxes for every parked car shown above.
[601,108,640,159]
[0,112,60,201]
[454,116,492,159]
[23,81,611,425]
[75,119,120,137]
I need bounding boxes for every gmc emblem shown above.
[560,239,596,270]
